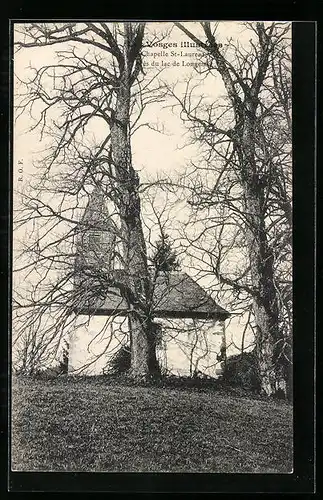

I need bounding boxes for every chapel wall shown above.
[68,315,226,378]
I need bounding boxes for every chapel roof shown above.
[75,270,230,321]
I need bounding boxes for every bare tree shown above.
[169,21,292,396]
[13,22,171,378]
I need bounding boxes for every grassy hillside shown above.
[11,376,293,473]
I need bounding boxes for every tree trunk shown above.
[215,23,288,396]
[128,312,160,378]
[241,109,283,395]
[128,312,149,377]
[109,27,155,379]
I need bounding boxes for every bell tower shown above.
[74,186,116,296]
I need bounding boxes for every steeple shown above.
[74,186,116,287]
[80,185,108,230]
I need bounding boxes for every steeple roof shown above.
[80,186,113,231]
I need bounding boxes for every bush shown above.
[103,340,162,378]
[104,344,131,375]
[221,352,261,393]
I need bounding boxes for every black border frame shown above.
[1,10,316,495]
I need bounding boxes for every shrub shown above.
[103,340,162,378]
[221,352,261,393]
[104,344,131,375]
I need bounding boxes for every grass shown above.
[11,375,293,473]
